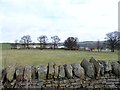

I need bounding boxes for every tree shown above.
[14,39,18,48]
[20,35,32,48]
[97,40,100,52]
[11,40,18,49]
[37,35,48,49]
[105,31,120,52]
[64,37,79,50]
[51,35,60,49]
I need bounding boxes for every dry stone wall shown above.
[0,57,120,89]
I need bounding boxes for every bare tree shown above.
[37,35,48,49]
[97,40,100,52]
[14,39,18,48]
[51,35,60,49]
[105,31,120,52]
[20,35,32,49]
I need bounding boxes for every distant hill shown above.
[79,41,106,49]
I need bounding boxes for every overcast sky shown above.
[0,0,119,43]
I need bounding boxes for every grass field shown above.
[1,49,118,67]
[1,43,11,50]
[0,43,118,67]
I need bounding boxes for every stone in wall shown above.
[64,64,73,79]
[100,64,104,76]
[31,66,38,80]
[6,66,15,82]
[37,64,47,80]
[0,67,3,80]
[118,61,120,64]
[0,67,3,90]
[81,59,95,78]
[48,62,54,79]
[15,66,24,81]
[58,65,65,79]
[24,65,32,81]
[99,60,112,73]
[53,63,59,79]
[1,68,7,85]
[71,63,85,79]
[89,57,102,77]
[106,61,112,72]
[111,62,120,77]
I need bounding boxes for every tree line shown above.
[15,35,61,49]
[13,31,120,52]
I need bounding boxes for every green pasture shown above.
[1,43,11,50]
[0,43,118,67]
[1,49,118,67]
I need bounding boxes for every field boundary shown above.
[0,58,120,89]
